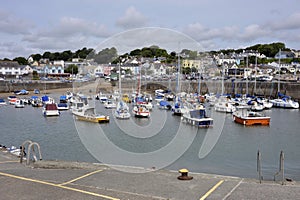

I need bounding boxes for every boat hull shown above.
[233,115,270,126]
[132,111,150,118]
[182,115,213,128]
[75,114,109,123]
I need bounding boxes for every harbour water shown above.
[1,94,300,181]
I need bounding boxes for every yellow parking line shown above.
[0,171,119,200]
[59,169,103,186]
[199,180,224,200]
[0,161,19,164]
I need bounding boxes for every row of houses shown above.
[0,61,66,79]
[1,50,300,80]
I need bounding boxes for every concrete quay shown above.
[0,151,299,200]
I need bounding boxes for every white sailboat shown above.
[214,56,236,113]
[269,50,299,109]
[171,50,187,116]
[114,61,131,119]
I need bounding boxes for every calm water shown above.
[1,94,300,180]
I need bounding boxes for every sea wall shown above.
[133,80,300,100]
[1,80,299,100]
[0,81,72,93]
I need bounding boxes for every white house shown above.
[43,65,64,74]
[0,61,23,77]
[21,65,33,75]
[53,60,65,67]
[149,63,167,75]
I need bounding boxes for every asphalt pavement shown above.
[0,150,299,200]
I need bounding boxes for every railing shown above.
[20,140,42,165]
[257,150,285,185]
[274,151,285,185]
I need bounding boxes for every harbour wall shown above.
[121,80,300,100]
[1,80,299,100]
[0,81,72,93]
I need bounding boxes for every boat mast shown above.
[176,42,181,94]
[254,55,257,95]
[176,52,181,94]
[277,49,281,94]
[197,59,201,95]
[118,60,121,99]
[221,54,224,95]
[246,55,249,95]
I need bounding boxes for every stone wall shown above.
[0,81,72,93]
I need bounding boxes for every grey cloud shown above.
[269,12,300,30]
[0,41,34,59]
[0,10,33,35]
[116,6,148,29]
[183,23,239,41]
[21,17,111,51]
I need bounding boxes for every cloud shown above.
[183,23,239,42]
[22,17,111,51]
[239,24,269,41]
[269,12,300,30]
[0,41,34,59]
[116,6,148,29]
[0,10,33,35]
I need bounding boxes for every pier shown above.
[1,150,300,199]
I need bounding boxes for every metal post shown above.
[274,150,285,185]
[280,151,285,185]
[257,150,262,183]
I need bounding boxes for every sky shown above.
[1,0,300,59]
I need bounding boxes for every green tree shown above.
[94,47,118,64]
[130,49,142,57]
[13,57,28,65]
[42,51,51,59]
[32,70,39,80]
[182,67,191,74]
[141,48,153,57]
[32,54,42,61]
[64,64,78,74]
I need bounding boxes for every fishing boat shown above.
[73,106,109,123]
[248,100,264,111]
[15,99,25,108]
[214,96,236,113]
[121,94,131,103]
[14,89,29,95]
[181,104,213,128]
[269,93,299,109]
[41,95,54,104]
[0,98,7,105]
[171,96,187,116]
[114,101,131,119]
[104,99,117,109]
[257,98,273,109]
[214,101,236,113]
[232,107,270,126]
[158,100,172,110]
[8,96,17,105]
[99,94,108,103]
[57,103,69,111]
[132,104,150,118]
[31,96,43,107]
[59,95,68,103]
[43,103,60,116]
